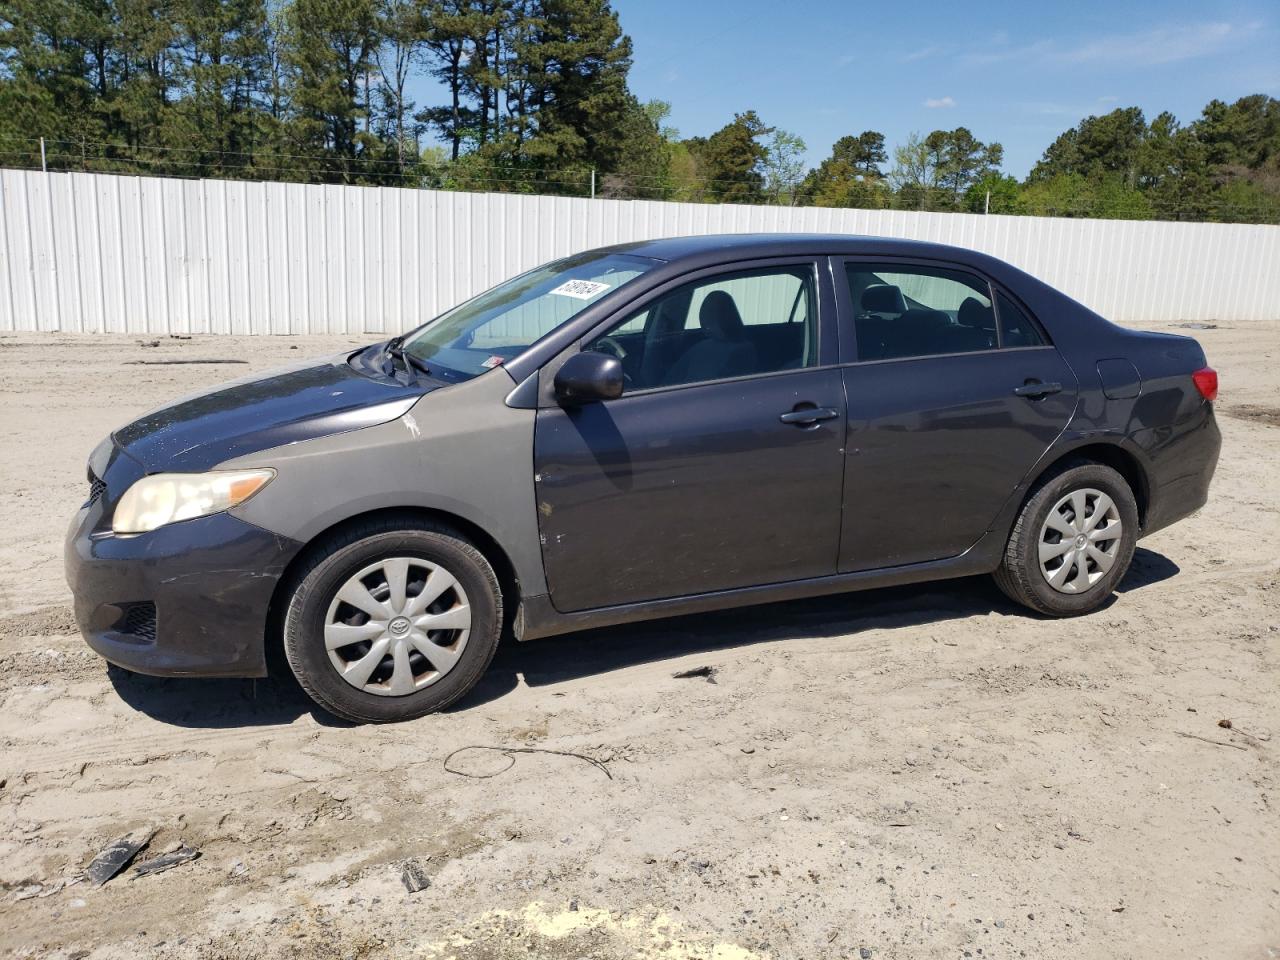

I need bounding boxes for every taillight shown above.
[1192,367,1218,402]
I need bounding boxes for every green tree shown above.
[0,0,113,157]
[761,128,805,203]
[1030,107,1147,185]
[931,127,1002,206]
[888,131,941,208]
[165,0,273,176]
[419,0,486,160]
[965,172,1022,214]
[371,0,426,176]
[505,0,632,173]
[600,94,670,198]
[1136,111,1213,220]
[278,0,381,181]
[832,130,886,175]
[1211,172,1280,224]
[1194,94,1280,168]
[686,110,770,203]
[800,131,889,209]
[1019,172,1152,220]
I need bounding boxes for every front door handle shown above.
[1013,380,1063,399]
[779,406,839,426]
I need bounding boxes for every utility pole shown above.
[984,190,990,215]
[40,137,47,173]
[590,169,596,200]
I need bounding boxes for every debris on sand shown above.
[672,665,717,683]
[86,830,156,886]
[124,359,249,366]
[401,859,432,894]
[444,745,613,781]
[1176,322,1218,330]
[133,844,201,878]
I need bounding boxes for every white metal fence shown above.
[1,168,1276,335]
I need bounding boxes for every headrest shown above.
[699,291,746,339]
[958,296,995,331]
[860,284,906,314]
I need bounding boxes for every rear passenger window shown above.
[845,264,996,361]
[996,292,1046,347]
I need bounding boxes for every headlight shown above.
[112,469,275,534]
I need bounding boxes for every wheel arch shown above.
[1023,440,1151,530]
[262,506,520,676]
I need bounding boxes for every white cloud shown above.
[1058,21,1245,65]
[1021,101,1086,116]
[924,96,956,109]
[901,45,939,63]
[963,39,1051,66]
[963,20,1260,69]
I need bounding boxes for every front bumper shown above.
[65,476,304,678]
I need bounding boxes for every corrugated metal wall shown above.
[1,168,1276,334]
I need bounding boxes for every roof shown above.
[616,232,965,263]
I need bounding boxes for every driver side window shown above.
[585,265,818,391]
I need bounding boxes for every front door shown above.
[836,259,1078,572]
[534,260,847,613]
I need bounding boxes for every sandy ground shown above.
[0,322,1277,960]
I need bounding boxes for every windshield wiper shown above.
[383,336,433,380]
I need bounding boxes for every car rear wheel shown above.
[283,518,502,723]
[993,461,1138,617]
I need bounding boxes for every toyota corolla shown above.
[66,234,1220,723]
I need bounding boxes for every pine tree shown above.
[687,110,770,204]
[167,0,273,176]
[278,0,381,181]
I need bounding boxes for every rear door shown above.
[835,258,1077,572]
[533,258,847,612]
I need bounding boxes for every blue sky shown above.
[616,0,1279,177]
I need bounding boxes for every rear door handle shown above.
[1013,381,1062,398]
[779,406,839,425]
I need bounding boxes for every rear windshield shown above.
[403,251,657,380]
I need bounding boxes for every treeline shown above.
[1,0,1277,223]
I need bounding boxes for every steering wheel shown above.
[592,335,627,360]
[590,336,634,385]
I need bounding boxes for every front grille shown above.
[115,603,157,644]
[86,471,107,507]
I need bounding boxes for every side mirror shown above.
[554,351,624,404]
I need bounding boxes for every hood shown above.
[113,354,437,472]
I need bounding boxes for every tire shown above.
[282,517,502,723]
[993,460,1138,617]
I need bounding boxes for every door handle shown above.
[1013,380,1062,399]
[779,406,839,425]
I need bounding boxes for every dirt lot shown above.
[0,322,1277,960]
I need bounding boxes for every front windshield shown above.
[403,250,657,380]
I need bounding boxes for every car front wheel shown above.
[993,460,1139,617]
[283,518,502,723]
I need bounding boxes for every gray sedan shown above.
[66,234,1221,722]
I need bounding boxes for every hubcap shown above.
[324,557,472,697]
[1038,488,1124,595]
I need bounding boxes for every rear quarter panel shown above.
[1060,324,1220,536]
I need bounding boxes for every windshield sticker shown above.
[481,356,505,369]
[550,279,611,300]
